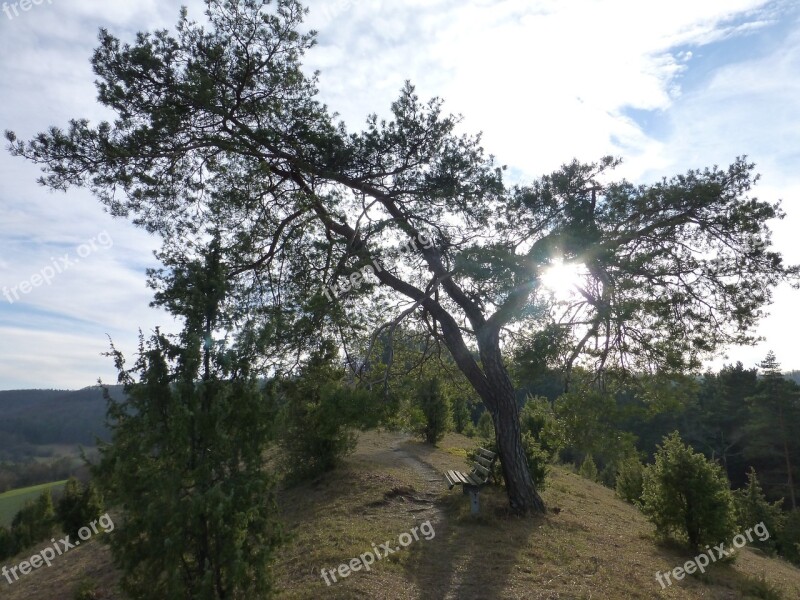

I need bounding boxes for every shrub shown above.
[737,573,783,600]
[95,331,283,600]
[470,432,549,491]
[73,578,100,600]
[521,432,550,491]
[0,525,13,561]
[641,431,736,550]
[57,477,104,540]
[463,422,477,438]
[414,378,451,444]
[450,396,471,434]
[11,490,56,551]
[615,457,645,506]
[519,395,564,458]
[733,468,784,554]
[277,342,378,481]
[279,382,369,480]
[578,454,598,482]
[778,509,800,564]
[476,411,494,439]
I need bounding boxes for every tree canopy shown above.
[6,0,798,513]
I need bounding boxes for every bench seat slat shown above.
[447,470,461,488]
[464,473,482,486]
[470,470,489,485]
[456,471,472,485]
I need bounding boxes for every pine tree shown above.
[745,352,800,508]
[733,468,784,553]
[12,0,797,514]
[451,396,471,434]
[578,454,599,482]
[416,378,451,445]
[687,363,757,483]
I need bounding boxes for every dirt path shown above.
[383,434,446,524]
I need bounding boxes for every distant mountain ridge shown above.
[0,386,123,450]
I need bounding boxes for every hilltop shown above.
[2,430,800,599]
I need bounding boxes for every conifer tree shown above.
[745,352,800,509]
[734,467,784,553]
[642,432,736,550]
[94,240,282,599]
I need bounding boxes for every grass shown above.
[0,480,67,526]
[4,430,800,599]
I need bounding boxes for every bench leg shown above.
[464,486,479,514]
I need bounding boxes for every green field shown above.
[0,480,67,527]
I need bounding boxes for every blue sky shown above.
[1,0,799,389]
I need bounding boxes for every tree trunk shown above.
[478,331,546,514]
[489,387,546,514]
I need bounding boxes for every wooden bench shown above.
[444,447,497,514]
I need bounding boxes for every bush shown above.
[450,396,471,434]
[463,422,477,438]
[733,468,784,554]
[414,378,451,445]
[476,411,494,439]
[519,395,564,458]
[578,454,598,482]
[470,432,549,491]
[778,509,800,564]
[73,578,100,600]
[57,477,104,540]
[280,382,369,480]
[737,573,784,600]
[0,525,13,561]
[521,432,550,491]
[277,342,379,481]
[641,431,736,550]
[95,331,283,599]
[615,457,645,505]
[10,490,56,552]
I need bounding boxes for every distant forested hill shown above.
[0,386,121,457]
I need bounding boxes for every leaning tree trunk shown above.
[479,332,546,514]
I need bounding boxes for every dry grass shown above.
[1,536,121,600]
[3,429,800,599]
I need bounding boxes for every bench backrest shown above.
[469,447,497,485]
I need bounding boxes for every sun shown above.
[540,260,584,300]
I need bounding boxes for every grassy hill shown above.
[0,480,67,527]
[3,431,800,599]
